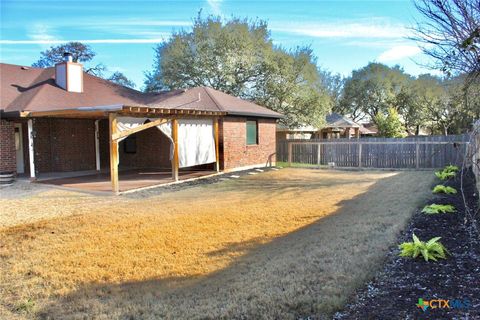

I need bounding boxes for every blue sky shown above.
[0,0,435,89]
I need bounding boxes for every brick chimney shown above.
[55,52,83,93]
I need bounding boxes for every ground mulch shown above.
[334,170,480,320]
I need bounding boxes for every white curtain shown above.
[114,116,216,168]
[178,119,216,168]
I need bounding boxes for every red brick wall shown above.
[98,120,172,170]
[118,126,171,169]
[33,118,96,173]
[220,117,276,170]
[0,119,16,173]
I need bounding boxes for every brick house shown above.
[0,57,281,193]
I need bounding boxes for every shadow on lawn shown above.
[36,171,431,320]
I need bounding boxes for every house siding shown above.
[220,116,276,170]
[0,119,16,173]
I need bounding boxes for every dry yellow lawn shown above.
[0,169,434,319]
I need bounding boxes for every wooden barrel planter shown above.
[0,172,15,187]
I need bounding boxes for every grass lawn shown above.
[0,169,434,319]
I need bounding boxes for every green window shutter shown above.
[246,120,257,145]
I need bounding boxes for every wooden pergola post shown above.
[213,117,220,172]
[109,113,119,193]
[354,127,360,139]
[94,120,101,171]
[27,119,36,180]
[172,118,179,181]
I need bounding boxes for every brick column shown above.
[0,120,16,173]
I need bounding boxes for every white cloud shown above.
[27,23,57,48]
[207,0,223,15]
[377,45,422,62]
[273,21,409,39]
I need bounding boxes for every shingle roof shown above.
[0,63,282,118]
[325,113,360,128]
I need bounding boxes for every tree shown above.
[396,74,443,135]
[319,70,345,114]
[144,15,271,95]
[144,14,331,128]
[413,0,480,78]
[32,42,106,76]
[339,63,411,122]
[438,76,480,134]
[254,47,331,128]
[108,71,136,89]
[374,108,406,137]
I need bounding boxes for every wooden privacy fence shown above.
[277,135,470,169]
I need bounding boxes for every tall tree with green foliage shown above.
[339,63,411,122]
[375,108,406,138]
[320,70,345,115]
[144,14,331,128]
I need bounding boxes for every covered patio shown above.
[37,168,218,193]
[24,105,225,194]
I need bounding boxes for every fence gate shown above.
[277,135,470,169]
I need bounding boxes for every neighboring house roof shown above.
[324,113,360,128]
[276,124,317,132]
[276,112,360,132]
[0,63,282,119]
[358,125,376,135]
[361,123,378,134]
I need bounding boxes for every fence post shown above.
[358,143,362,167]
[288,142,293,167]
[317,143,321,167]
[416,142,420,169]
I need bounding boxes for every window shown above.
[123,135,137,154]
[246,120,258,145]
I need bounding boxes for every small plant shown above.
[399,234,448,262]
[432,185,457,194]
[422,203,456,214]
[435,170,456,180]
[434,165,460,180]
[443,165,459,173]
[15,298,35,314]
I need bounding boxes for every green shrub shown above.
[399,234,448,262]
[432,185,457,194]
[422,203,456,214]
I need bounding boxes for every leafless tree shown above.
[412,0,480,79]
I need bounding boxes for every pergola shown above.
[20,105,226,193]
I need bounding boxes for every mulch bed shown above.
[334,169,480,320]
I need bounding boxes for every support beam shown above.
[172,118,179,181]
[94,120,100,171]
[111,118,169,141]
[27,119,36,179]
[109,113,119,193]
[213,117,220,172]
